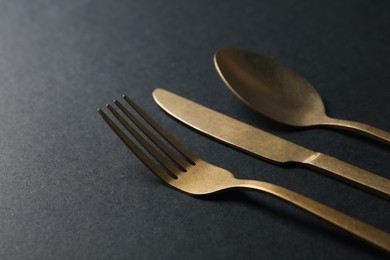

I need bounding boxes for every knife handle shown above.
[303,153,390,200]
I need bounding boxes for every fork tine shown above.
[98,108,173,183]
[114,99,196,169]
[107,103,182,176]
[122,95,198,164]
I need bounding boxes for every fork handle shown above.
[302,152,390,200]
[235,179,390,253]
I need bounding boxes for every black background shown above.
[0,0,389,259]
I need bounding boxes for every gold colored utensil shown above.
[214,48,390,144]
[98,95,390,253]
[153,89,390,199]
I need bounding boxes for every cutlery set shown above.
[98,48,390,253]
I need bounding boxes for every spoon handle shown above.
[303,153,390,200]
[323,117,390,145]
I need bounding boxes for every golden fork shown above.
[98,95,390,253]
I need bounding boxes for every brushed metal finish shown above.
[214,48,390,144]
[98,96,390,253]
[153,89,390,199]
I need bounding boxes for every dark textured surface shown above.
[0,0,389,259]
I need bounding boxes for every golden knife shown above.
[153,88,390,200]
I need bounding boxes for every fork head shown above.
[98,95,237,196]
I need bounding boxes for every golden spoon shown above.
[214,48,390,145]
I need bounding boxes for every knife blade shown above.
[153,88,390,200]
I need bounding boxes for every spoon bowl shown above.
[214,48,390,144]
